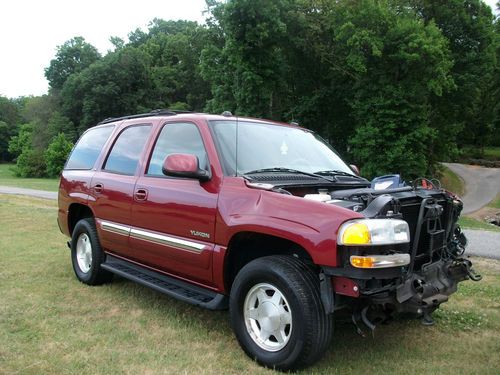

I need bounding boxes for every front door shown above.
[130,121,218,286]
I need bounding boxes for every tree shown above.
[61,46,153,131]
[0,121,11,161]
[47,112,77,142]
[45,133,73,177]
[0,96,20,160]
[45,37,101,90]
[20,95,60,150]
[332,2,454,178]
[7,123,47,177]
[201,0,293,118]
[141,20,211,110]
[406,0,497,153]
[8,123,32,158]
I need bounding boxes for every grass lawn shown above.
[0,163,59,191]
[460,195,500,232]
[459,216,500,233]
[460,145,500,161]
[1,194,499,374]
[483,146,500,161]
[438,165,465,196]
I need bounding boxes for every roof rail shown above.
[97,109,187,125]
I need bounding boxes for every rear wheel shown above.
[230,255,333,371]
[71,218,113,285]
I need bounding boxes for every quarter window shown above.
[147,122,208,176]
[104,125,151,175]
[65,126,114,170]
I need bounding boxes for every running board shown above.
[101,255,228,310]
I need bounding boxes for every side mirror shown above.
[349,164,360,176]
[162,153,210,181]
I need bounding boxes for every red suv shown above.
[58,110,479,370]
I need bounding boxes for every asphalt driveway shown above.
[442,163,500,214]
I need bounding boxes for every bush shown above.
[15,148,47,177]
[45,133,73,177]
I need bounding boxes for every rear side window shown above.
[147,122,208,176]
[104,124,151,175]
[65,126,114,170]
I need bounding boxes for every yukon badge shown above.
[190,230,210,239]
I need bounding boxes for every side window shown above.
[147,122,208,176]
[104,124,151,175]
[65,126,114,170]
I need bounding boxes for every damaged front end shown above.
[322,184,481,331]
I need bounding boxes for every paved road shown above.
[442,163,500,214]
[0,185,58,200]
[464,229,499,259]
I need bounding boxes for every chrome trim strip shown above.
[101,221,130,236]
[130,228,205,253]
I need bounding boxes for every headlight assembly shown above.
[338,219,410,246]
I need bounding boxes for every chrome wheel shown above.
[243,283,292,352]
[76,233,92,273]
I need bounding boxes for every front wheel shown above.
[230,256,333,371]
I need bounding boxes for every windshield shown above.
[210,120,353,176]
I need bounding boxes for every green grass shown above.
[438,165,465,196]
[0,163,59,191]
[1,194,499,374]
[488,195,500,209]
[459,216,500,232]
[461,145,500,161]
[483,146,500,160]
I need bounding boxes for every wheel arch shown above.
[68,203,95,235]
[223,231,314,293]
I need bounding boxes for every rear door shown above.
[129,121,218,285]
[89,123,152,257]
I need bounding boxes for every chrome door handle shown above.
[134,189,148,201]
[93,183,103,193]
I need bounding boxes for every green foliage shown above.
[201,0,293,118]
[335,2,454,178]
[0,96,20,126]
[47,112,77,142]
[0,96,21,161]
[45,37,101,90]
[407,0,498,152]
[3,2,499,178]
[7,124,32,158]
[7,123,48,178]
[0,121,11,161]
[14,148,47,178]
[61,46,153,130]
[45,133,74,177]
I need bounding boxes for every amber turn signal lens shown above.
[349,254,411,269]
[350,256,375,268]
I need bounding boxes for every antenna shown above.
[235,115,239,177]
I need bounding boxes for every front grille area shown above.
[398,193,451,270]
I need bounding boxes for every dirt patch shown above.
[466,206,500,222]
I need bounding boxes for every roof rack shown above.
[97,109,190,125]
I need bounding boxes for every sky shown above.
[0,0,207,98]
[0,0,498,99]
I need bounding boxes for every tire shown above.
[71,218,113,285]
[230,255,333,371]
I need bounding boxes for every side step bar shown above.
[101,255,228,310]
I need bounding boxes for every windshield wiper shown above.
[314,169,365,180]
[243,168,334,182]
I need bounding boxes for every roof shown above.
[96,110,298,128]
